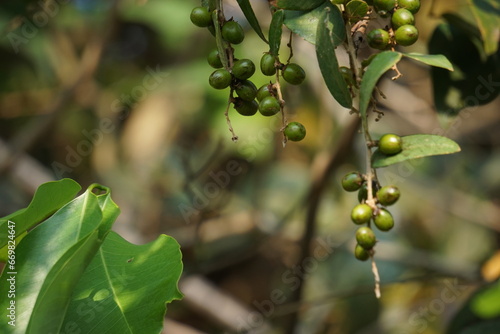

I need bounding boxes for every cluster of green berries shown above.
[342,134,403,261]
[365,0,421,49]
[190,5,307,142]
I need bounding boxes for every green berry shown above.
[378,133,403,155]
[190,7,212,28]
[207,49,223,69]
[222,21,245,44]
[260,53,277,76]
[282,63,306,85]
[356,227,377,249]
[232,59,255,80]
[373,0,395,12]
[234,98,258,116]
[354,244,370,261]
[351,204,373,225]
[342,171,363,192]
[339,66,356,86]
[256,84,276,101]
[284,122,306,142]
[358,181,380,203]
[258,96,281,116]
[373,208,394,231]
[235,80,257,101]
[398,0,421,14]
[209,69,231,89]
[391,9,415,30]
[367,29,390,50]
[376,185,400,206]
[395,25,419,46]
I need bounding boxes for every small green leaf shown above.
[359,51,402,118]
[236,0,268,44]
[467,0,500,55]
[316,7,351,108]
[345,0,368,23]
[0,178,81,249]
[284,2,345,45]
[372,134,461,168]
[402,52,454,71]
[270,10,285,56]
[277,0,326,11]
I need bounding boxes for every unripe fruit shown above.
[356,227,377,249]
[398,0,421,14]
[260,53,277,76]
[395,25,419,46]
[367,29,390,50]
[207,49,223,69]
[190,7,212,27]
[258,96,280,116]
[209,69,231,89]
[339,66,356,86]
[232,59,255,80]
[234,98,258,116]
[235,80,257,101]
[284,122,306,142]
[355,244,370,261]
[222,21,245,44]
[342,171,363,192]
[391,9,415,30]
[373,0,395,12]
[282,63,306,85]
[351,204,373,225]
[378,133,403,155]
[358,181,380,203]
[256,84,276,101]
[373,208,394,231]
[376,185,400,206]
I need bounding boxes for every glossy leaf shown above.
[277,0,326,11]
[316,6,351,108]
[61,232,183,334]
[284,1,345,45]
[402,53,454,71]
[236,0,268,44]
[468,0,500,55]
[372,135,461,168]
[345,0,368,23]
[270,10,285,56]
[359,51,402,118]
[0,178,81,250]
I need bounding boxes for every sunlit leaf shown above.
[467,0,500,55]
[402,53,454,71]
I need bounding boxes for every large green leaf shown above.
[359,51,402,118]
[0,178,81,250]
[468,0,500,55]
[61,232,183,334]
[402,53,454,71]
[0,186,111,334]
[270,10,285,56]
[316,6,351,108]
[277,0,326,11]
[284,2,345,45]
[236,0,268,44]
[371,134,461,168]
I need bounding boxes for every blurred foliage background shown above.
[0,0,499,333]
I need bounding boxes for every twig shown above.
[224,90,238,142]
[371,254,381,298]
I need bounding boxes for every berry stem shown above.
[370,254,381,298]
[225,89,238,142]
[273,62,288,147]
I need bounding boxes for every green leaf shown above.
[345,0,369,23]
[0,187,109,334]
[0,178,81,250]
[467,0,500,55]
[471,281,500,318]
[359,51,402,118]
[284,2,345,45]
[270,10,285,56]
[277,0,326,11]
[236,0,268,44]
[212,10,230,70]
[371,134,461,168]
[61,232,183,334]
[402,52,454,71]
[316,6,351,108]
